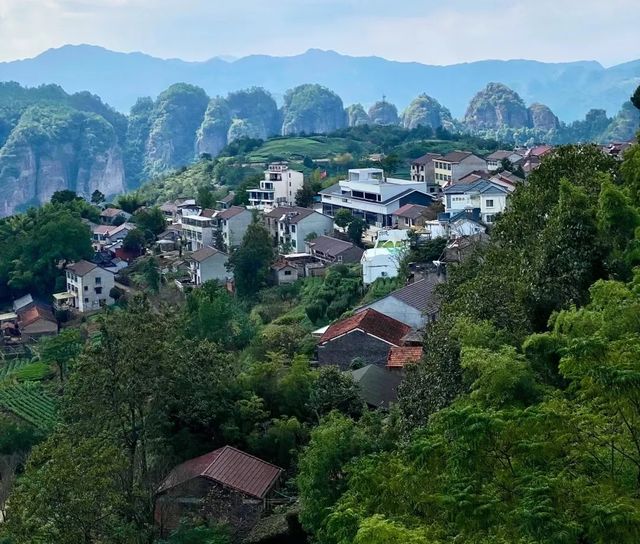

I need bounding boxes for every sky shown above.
[0,0,638,66]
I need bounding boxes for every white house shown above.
[217,206,253,249]
[247,162,304,210]
[182,215,216,251]
[443,179,511,224]
[58,260,115,313]
[320,168,434,229]
[265,206,334,252]
[410,153,442,195]
[361,229,409,285]
[486,150,524,171]
[434,151,487,187]
[188,246,231,286]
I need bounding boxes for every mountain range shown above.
[1,45,639,121]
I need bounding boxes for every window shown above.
[95,287,103,295]
[84,285,88,291]
[84,297,89,303]
[290,225,296,233]
[284,270,292,276]
[486,199,494,208]
[485,214,495,223]
[95,277,101,285]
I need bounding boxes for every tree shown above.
[122,228,146,254]
[380,154,401,175]
[133,206,166,237]
[90,190,105,205]
[309,366,363,422]
[334,208,353,229]
[197,185,216,209]
[117,193,145,214]
[346,217,366,246]
[39,328,83,384]
[227,222,274,297]
[142,256,160,292]
[50,190,80,205]
[295,182,316,208]
[632,84,640,111]
[4,432,133,544]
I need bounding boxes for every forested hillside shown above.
[1,87,640,543]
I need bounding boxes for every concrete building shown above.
[217,206,253,249]
[265,207,334,253]
[59,260,115,313]
[434,151,488,187]
[443,179,511,224]
[410,153,442,195]
[188,246,231,286]
[182,215,216,251]
[247,162,304,210]
[306,235,364,265]
[486,150,524,171]
[320,168,434,229]
[361,229,410,285]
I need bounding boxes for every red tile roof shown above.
[319,308,411,346]
[387,346,423,368]
[157,446,282,499]
[17,303,56,327]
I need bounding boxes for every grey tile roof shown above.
[265,206,317,224]
[308,235,357,257]
[443,179,508,195]
[351,364,402,409]
[66,260,97,276]
[190,246,222,262]
[218,206,249,220]
[411,152,442,165]
[388,276,444,315]
[442,151,474,163]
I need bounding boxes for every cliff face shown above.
[345,104,370,127]
[368,100,399,125]
[281,84,346,135]
[0,105,125,216]
[402,94,454,130]
[196,97,232,157]
[464,83,529,130]
[602,101,640,142]
[528,103,560,131]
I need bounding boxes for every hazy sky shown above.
[0,0,638,65]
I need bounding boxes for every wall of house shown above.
[225,213,253,248]
[480,193,507,221]
[67,268,115,313]
[22,319,58,336]
[196,254,230,284]
[292,214,334,250]
[453,156,488,181]
[317,330,393,369]
[362,251,402,285]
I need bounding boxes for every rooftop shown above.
[320,308,411,346]
[411,152,442,166]
[387,346,423,368]
[67,260,98,276]
[18,303,56,327]
[441,151,474,163]
[190,246,223,263]
[351,364,402,408]
[443,179,509,195]
[307,235,361,257]
[486,150,521,161]
[264,206,317,224]
[100,207,128,217]
[157,445,283,499]
[393,203,428,220]
[218,206,249,220]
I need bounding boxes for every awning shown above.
[0,312,18,322]
[53,292,75,301]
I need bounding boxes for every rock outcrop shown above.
[345,104,370,127]
[368,100,399,125]
[601,101,640,142]
[464,83,529,131]
[0,105,125,216]
[226,87,280,140]
[144,83,209,178]
[527,103,560,131]
[401,94,454,130]
[196,97,232,157]
[281,84,346,135]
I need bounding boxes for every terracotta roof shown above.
[100,207,127,218]
[393,203,428,220]
[92,225,112,235]
[320,308,410,346]
[66,260,97,276]
[387,346,423,368]
[200,208,217,218]
[190,246,222,262]
[486,150,520,161]
[218,206,249,220]
[441,151,474,163]
[157,446,283,499]
[18,303,56,327]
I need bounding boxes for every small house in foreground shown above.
[155,446,283,539]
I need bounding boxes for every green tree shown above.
[50,190,80,204]
[90,190,105,205]
[39,328,83,384]
[334,208,353,229]
[346,217,366,246]
[227,222,274,297]
[197,185,216,209]
[133,206,166,237]
[309,366,363,422]
[380,153,401,175]
[122,228,146,253]
[632,84,640,111]
[117,193,145,214]
[295,182,316,208]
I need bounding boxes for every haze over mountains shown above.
[1,44,639,121]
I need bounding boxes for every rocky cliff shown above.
[602,101,640,142]
[401,94,454,130]
[464,83,530,131]
[345,104,370,127]
[281,84,346,135]
[0,104,125,216]
[368,100,399,125]
[527,103,560,131]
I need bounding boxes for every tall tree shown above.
[227,222,274,297]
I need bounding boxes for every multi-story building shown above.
[443,179,511,224]
[61,260,115,313]
[433,151,488,187]
[182,215,215,251]
[188,246,231,286]
[264,206,334,252]
[217,206,253,249]
[410,153,442,195]
[320,168,434,229]
[247,162,304,210]
[486,150,524,171]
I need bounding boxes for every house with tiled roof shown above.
[358,275,445,328]
[351,364,403,409]
[54,260,115,313]
[317,308,411,370]
[155,445,283,538]
[187,246,231,286]
[434,151,487,187]
[17,302,58,337]
[410,152,442,194]
[99,207,131,225]
[393,203,430,229]
[306,235,364,265]
[387,346,423,369]
[217,206,253,248]
[444,179,511,224]
[486,150,524,171]
[263,206,333,253]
